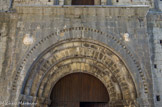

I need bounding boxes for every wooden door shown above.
[50,73,109,107]
[80,102,108,107]
[72,0,94,5]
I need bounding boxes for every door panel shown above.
[50,73,109,107]
[52,101,79,107]
[80,102,108,107]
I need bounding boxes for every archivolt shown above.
[20,39,137,106]
[12,27,148,97]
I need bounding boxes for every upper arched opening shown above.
[72,0,95,5]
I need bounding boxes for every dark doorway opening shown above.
[50,73,109,107]
[72,0,94,5]
[80,102,108,107]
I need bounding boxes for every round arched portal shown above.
[19,38,137,107]
[50,72,109,107]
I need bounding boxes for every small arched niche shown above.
[72,0,95,5]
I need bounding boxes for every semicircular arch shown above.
[10,27,149,106]
[20,39,138,106]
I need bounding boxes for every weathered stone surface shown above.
[0,0,10,11]
[12,0,153,6]
[147,11,162,107]
[0,0,161,107]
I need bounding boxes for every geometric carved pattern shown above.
[12,27,148,96]
[10,27,149,106]
[21,39,137,106]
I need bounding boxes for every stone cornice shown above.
[15,5,149,17]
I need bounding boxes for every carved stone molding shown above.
[19,39,137,106]
[11,27,149,106]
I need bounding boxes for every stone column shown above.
[19,94,51,107]
[19,94,37,107]
[109,100,137,107]
[36,97,51,106]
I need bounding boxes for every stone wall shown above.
[0,12,18,104]
[147,11,162,107]
[0,0,10,11]
[112,0,153,6]
[12,0,153,6]
[0,5,154,106]
[13,0,54,6]
[159,0,162,11]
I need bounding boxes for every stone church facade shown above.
[0,0,162,107]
